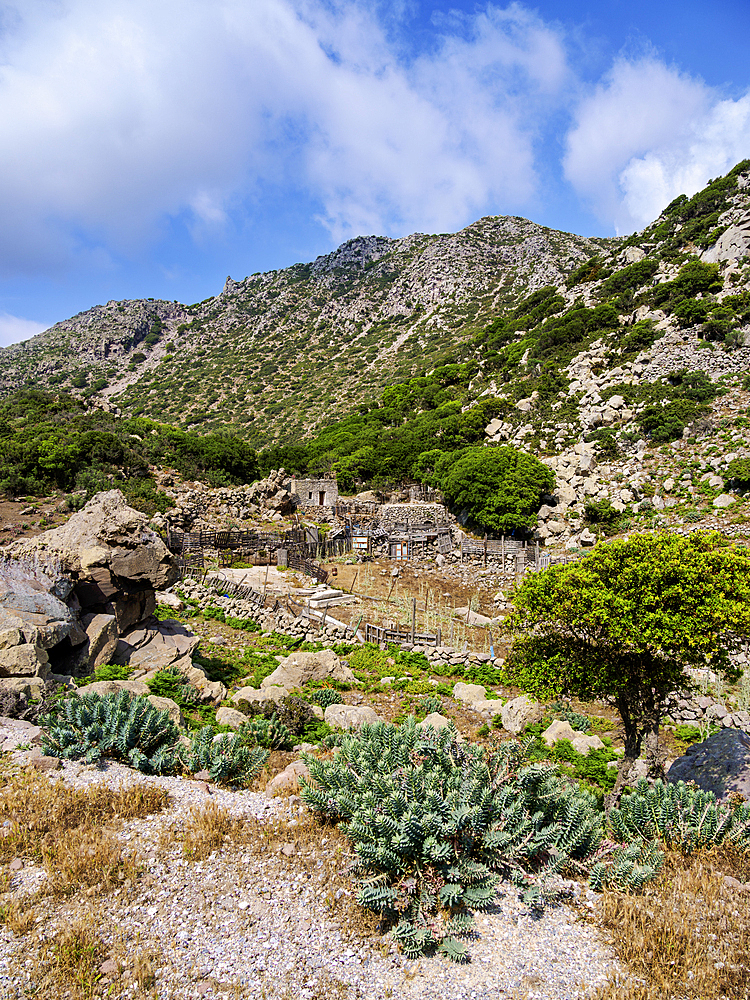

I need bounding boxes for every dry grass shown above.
[42,826,140,896]
[0,770,168,901]
[34,917,107,1000]
[0,897,36,934]
[0,770,169,862]
[591,848,750,1000]
[181,800,242,859]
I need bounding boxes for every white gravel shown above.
[0,749,620,1000]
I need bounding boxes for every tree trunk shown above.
[604,685,665,816]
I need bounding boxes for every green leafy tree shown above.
[504,533,750,808]
[435,446,554,533]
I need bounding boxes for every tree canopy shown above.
[504,532,750,806]
[435,446,554,534]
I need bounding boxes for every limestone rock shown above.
[570,733,605,754]
[667,729,750,801]
[501,695,542,734]
[232,684,289,706]
[579,527,597,546]
[155,591,184,611]
[452,682,487,705]
[262,650,355,690]
[266,760,309,797]
[0,677,46,699]
[542,719,577,746]
[79,679,150,697]
[82,613,119,669]
[416,712,453,732]
[216,706,248,730]
[324,703,380,730]
[713,494,736,509]
[147,695,183,727]
[8,490,177,630]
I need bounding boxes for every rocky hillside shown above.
[0,218,607,444]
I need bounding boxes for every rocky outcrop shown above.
[667,729,750,801]
[8,490,177,631]
[261,650,355,691]
[324,703,380,730]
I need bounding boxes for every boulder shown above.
[146,695,183,727]
[0,677,46,699]
[266,760,309,797]
[232,684,289,707]
[215,706,248,730]
[666,729,750,801]
[543,720,605,754]
[155,591,184,611]
[416,712,453,732]
[324,703,380,730]
[452,682,487,705]
[78,679,150,697]
[542,719,577,746]
[713,494,736,509]
[7,491,177,631]
[262,650,355,690]
[570,733,605,755]
[501,695,542,734]
[82,613,118,669]
[180,663,226,703]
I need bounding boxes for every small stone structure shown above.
[287,477,338,508]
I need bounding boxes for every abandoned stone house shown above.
[286,477,339,508]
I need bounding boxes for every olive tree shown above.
[504,532,750,809]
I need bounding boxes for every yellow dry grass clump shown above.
[593,848,750,1000]
[0,768,168,898]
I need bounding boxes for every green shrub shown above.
[672,723,706,744]
[301,723,659,961]
[76,663,133,687]
[41,691,183,774]
[146,666,199,709]
[242,713,293,750]
[609,779,750,853]
[186,726,268,785]
[463,662,502,688]
[308,687,344,709]
[584,499,621,526]
[725,457,750,488]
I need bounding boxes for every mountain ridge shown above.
[0,214,610,443]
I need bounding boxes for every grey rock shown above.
[501,695,542,734]
[232,684,289,706]
[262,650,355,690]
[82,613,119,669]
[416,712,453,732]
[324,703,380,730]
[667,729,750,801]
[147,695,183,727]
[215,706,247,729]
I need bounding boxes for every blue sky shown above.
[1,0,749,346]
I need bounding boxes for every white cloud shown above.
[564,57,750,233]
[0,0,570,276]
[0,314,49,348]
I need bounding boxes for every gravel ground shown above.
[0,734,620,1000]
